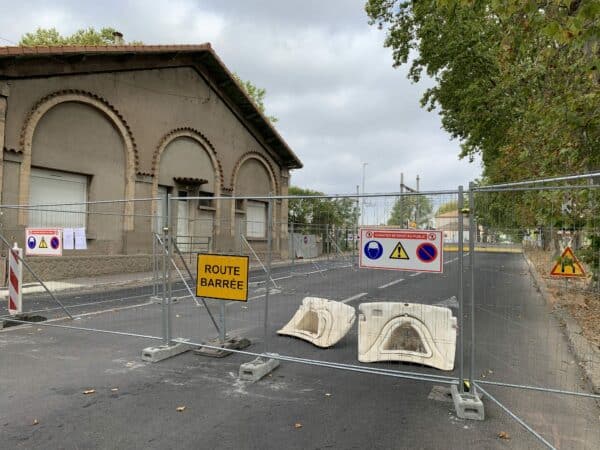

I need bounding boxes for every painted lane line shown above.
[409,273,420,277]
[341,292,368,304]
[378,279,404,289]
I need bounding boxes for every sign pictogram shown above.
[364,240,384,260]
[550,247,586,278]
[389,242,409,260]
[39,237,48,249]
[416,242,438,263]
[359,228,443,273]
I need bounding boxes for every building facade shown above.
[0,44,302,279]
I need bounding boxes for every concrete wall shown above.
[0,65,292,276]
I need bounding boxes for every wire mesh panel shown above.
[0,199,164,339]
[469,179,600,448]
[167,192,466,386]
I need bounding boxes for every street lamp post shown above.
[361,162,368,226]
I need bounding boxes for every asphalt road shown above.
[1,252,599,449]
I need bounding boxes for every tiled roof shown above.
[0,44,302,170]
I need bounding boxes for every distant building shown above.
[0,44,302,279]
[433,210,471,243]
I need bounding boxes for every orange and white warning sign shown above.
[550,247,586,278]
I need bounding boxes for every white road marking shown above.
[341,292,368,304]
[409,273,420,277]
[378,279,404,289]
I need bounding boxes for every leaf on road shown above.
[83,389,96,395]
[176,406,186,412]
[498,431,510,440]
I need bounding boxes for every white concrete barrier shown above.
[278,297,356,348]
[358,302,457,371]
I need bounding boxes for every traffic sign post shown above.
[359,228,443,273]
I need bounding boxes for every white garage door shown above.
[246,201,266,238]
[29,168,87,227]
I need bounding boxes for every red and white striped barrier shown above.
[8,243,23,316]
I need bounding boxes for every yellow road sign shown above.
[196,254,249,301]
[550,247,586,278]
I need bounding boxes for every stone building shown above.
[0,44,302,279]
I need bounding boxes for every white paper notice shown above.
[63,228,74,250]
[74,227,87,250]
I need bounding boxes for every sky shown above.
[0,0,482,195]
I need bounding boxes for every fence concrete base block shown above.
[193,336,251,358]
[141,341,191,363]
[450,385,485,421]
[238,356,280,382]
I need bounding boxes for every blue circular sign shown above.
[50,236,60,250]
[27,236,37,249]
[364,240,384,260]
[416,242,438,263]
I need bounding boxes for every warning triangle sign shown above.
[550,247,586,278]
[390,242,409,260]
[39,237,48,249]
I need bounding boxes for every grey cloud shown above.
[0,0,481,196]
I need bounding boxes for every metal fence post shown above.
[457,185,465,392]
[290,221,295,272]
[164,193,173,346]
[263,194,274,354]
[152,232,157,298]
[468,182,477,395]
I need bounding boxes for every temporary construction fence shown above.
[1,173,600,449]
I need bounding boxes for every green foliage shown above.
[232,73,278,123]
[288,186,359,230]
[367,0,600,279]
[580,233,600,282]
[436,201,458,216]
[387,195,433,227]
[366,0,600,181]
[19,27,141,46]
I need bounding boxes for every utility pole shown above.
[400,172,405,228]
[416,175,420,224]
[399,173,420,228]
[361,162,368,226]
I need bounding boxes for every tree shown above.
[288,186,358,229]
[436,200,459,216]
[20,27,142,46]
[232,73,278,123]
[366,1,599,183]
[387,195,433,228]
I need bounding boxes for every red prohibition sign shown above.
[416,242,438,263]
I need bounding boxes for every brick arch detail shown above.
[18,90,138,229]
[151,128,223,218]
[230,151,279,195]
